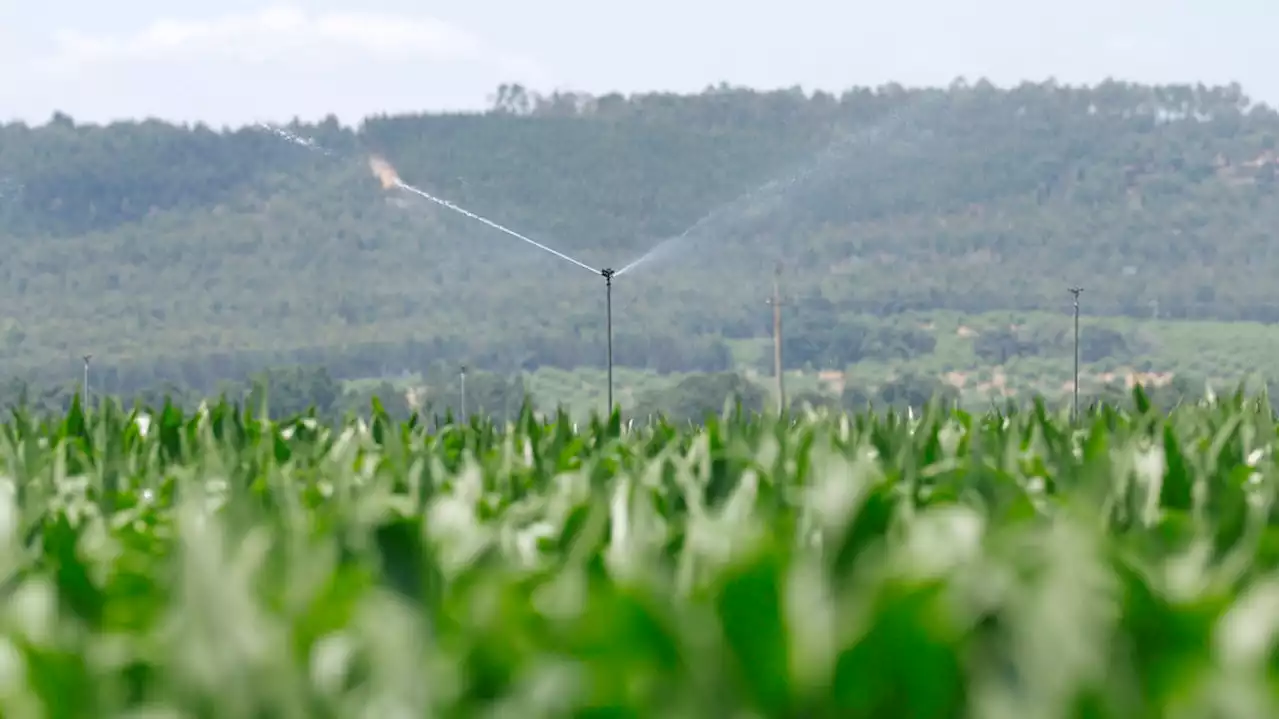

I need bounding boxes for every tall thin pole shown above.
[602,268,615,415]
[1069,287,1083,423]
[459,364,467,424]
[82,354,92,414]
[769,263,785,414]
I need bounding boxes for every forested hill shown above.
[0,80,1276,392]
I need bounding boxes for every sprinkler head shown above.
[600,267,615,280]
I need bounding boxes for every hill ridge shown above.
[0,80,1274,394]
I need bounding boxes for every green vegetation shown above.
[0,81,1275,400]
[0,74,1271,715]
[0,391,1274,716]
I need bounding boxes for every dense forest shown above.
[0,79,1275,397]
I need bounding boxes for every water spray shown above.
[261,126,621,417]
[368,156,598,276]
[614,97,935,278]
[369,154,618,416]
[253,129,597,277]
[254,122,335,156]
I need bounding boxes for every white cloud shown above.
[4,4,552,124]
[42,4,543,78]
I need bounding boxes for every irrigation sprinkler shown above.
[367,155,620,416]
[601,268,615,415]
[266,139,630,420]
[1069,287,1083,424]
[366,154,640,417]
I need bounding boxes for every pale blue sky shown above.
[1,1,1275,127]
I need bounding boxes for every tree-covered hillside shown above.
[0,80,1275,395]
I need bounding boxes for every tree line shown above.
[0,79,1273,394]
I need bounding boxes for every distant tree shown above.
[632,373,767,423]
[1080,327,1131,363]
[246,366,340,418]
[840,384,876,411]
[131,382,195,412]
[973,327,1041,363]
[1139,374,1206,410]
[876,373,959,411]
[779,315,937,369]
[342,381,414,420]
[789,390,840,412]
[418,366,530,424]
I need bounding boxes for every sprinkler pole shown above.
[460,364,467,424]
[601,268,615,415]
[1069,287,1083,424]
[82,354,92,415]
[769,262,786,415]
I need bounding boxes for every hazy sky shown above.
[1,0,1275,128]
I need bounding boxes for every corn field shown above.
[0,391,1275,718]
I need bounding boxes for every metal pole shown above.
[602,268,615,415]
[769,263,785,414]
[460,365,467,424]
[1069,287,1083,423]
[82,354,92,414]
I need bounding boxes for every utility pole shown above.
[82,354,92,415]
[1069,287,1083,424]
[766,262,786,414]
[459,364,467,424]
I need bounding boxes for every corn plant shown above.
[0,389,1274,718]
